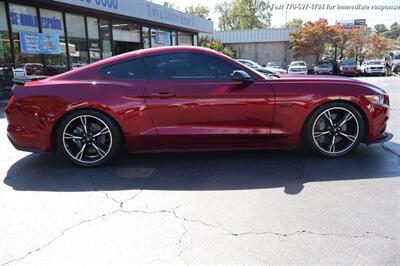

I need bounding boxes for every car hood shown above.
[364,64,384,67]
[272,74,386,94]
[289,66,307,69]
[315,65,332,69]
[259,66,286,72]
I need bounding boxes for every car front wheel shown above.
[305,102,365,157]
[57,110,121,167]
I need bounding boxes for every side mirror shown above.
[231,70,253,82]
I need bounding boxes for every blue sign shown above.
[155,31,170,45]
[20,32,61,55]
[10,11,62,31]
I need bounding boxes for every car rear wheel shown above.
[305,102,365,157]
[57,110,121,167]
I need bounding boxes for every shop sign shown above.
[19,32,61,54]
[53,0,213,33]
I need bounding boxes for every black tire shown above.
[305,102,365,157]
[56,109,122,167]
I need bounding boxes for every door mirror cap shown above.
[231,70,253,82]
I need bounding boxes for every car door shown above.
[142,52,275,148]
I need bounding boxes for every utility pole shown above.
[285,10,288,26]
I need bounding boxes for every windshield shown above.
[267,63,280,68]
[291,62,306,67]
[394,54,400,60]
[341,60,356,65]
[317,62,331,67]
[239,60,262,68]
[365,60,382,65]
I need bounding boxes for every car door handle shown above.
[151,92,176,98]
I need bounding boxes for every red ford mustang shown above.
[5,46,391,167]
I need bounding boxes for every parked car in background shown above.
[360,60,386,76]
[266,62,283,69]
[237,59,287,74]
[388,51,400,73]
[288,61,308,75]
[339,59,360,76]
[17,63,44,75]
[314,61,333,75]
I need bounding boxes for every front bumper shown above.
[369,132,393,144]
[365,70,386,74]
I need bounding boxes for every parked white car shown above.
[360,60,386,76]
[237,59,287,75]
[288,61,308,74]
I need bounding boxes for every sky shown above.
[154,0,400,30]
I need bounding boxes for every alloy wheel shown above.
[312,107,359,154]
[62,115,113,164]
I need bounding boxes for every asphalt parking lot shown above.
[0,77,399,266]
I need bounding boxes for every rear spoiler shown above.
[13,75,48,86]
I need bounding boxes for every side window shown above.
[143,53,238,80]
[101,60,148,80]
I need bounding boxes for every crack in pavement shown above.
[0,190,206,266]
[177,222,189,265]
[104,189,143,209]
[1,190,144,266]
[3,188,397,266]
[226,229,398,241]
[1,209,120,266]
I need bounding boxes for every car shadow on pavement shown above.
[4,142,400,195]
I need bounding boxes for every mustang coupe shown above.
[5,46,391,167]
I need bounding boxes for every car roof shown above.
[50,46,238,79]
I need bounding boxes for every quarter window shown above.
[144,53,238,80]
[101,60,148,80]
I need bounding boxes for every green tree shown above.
[285,18,303,28]
[185,5,210,19]
[198,37,236,58]
[382,22,400,40]
[374,24,388,35]
[215,1,235,31]
[215,0,272,30]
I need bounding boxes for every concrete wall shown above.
[228,41,315,69]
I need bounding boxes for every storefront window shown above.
[151,28,171,48]
[193,34,198,46]
[100,19,112,58]
[112,20,140,55]
[40,8,67,75]
[9,4,42,67]
[87,17,100,63]
[172,31,177,46]
[0,1,13,98]
[178,31,193,46]
[142,26,150,49]
[66,13,88,69]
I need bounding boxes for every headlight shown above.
[365,95,385,106]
